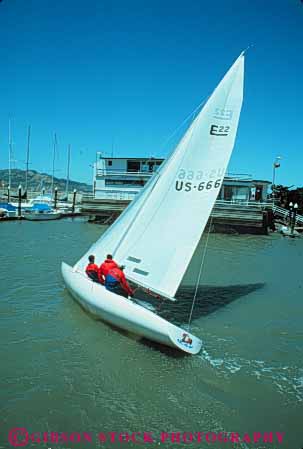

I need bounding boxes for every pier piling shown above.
[72,189,77,214]
[54,187,58,209]
[18,185,22,218]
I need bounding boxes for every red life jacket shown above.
[98,259,118,283]
[106,267,134,296]
[86,263,99,282]
[86,263,99,274]
[99,259,118,277]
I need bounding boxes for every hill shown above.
[0,169,92,193]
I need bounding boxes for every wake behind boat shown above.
[62,52,245,354]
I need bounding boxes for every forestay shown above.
[76,53,244,300]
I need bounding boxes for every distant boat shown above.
[62,53,244,354]
[30,194,53,204]
[0,208,9,219]
[23,203,61,221]
[24,210,61,221]
[23,194,70,214]
[9,192,52,209]
[0,202,17,218]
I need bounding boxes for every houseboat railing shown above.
[96,169,156,177]
[215,200,272,208]
[84,191,273,207]
[96,169,254,180]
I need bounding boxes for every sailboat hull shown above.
[61,262,202,355]
[24,212,61,221]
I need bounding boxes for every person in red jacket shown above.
[85,255,99,282]
[98,254,118,285]
[105,265,134,298]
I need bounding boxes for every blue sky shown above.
[0,0,302,187]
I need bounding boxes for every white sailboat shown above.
[62,53,244,354]
[23,210,61,220]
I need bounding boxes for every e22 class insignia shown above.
[210,124,230,136]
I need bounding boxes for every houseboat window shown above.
[127,161,140,172]
[224,185,249,202]
[147,162,154,171]
[224,186,233,201]
[108,160,112,166]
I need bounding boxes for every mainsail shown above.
[76,53,244,300]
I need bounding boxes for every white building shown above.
[93,153,163,200]
[93,153,270,203]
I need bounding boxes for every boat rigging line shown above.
[157,96,210,159]
[25,125,31,196]
[187,216,213,331]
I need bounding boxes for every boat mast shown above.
[65,144,71,198]
[51,133,57,197]
[8,120,12,190]
[25,125,31,195]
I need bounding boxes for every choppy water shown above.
[0,219,302,449]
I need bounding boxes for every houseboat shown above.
[81,153,272,233]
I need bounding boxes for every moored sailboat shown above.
[62,52,245,354]
[23,203,61,220]
[23,210,61,221]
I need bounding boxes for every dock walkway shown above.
[273,205,303,225]
[81,196,273,234]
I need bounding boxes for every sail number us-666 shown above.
[175,179,222,192]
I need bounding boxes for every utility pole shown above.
[272,156,281,206]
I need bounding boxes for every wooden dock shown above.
[210,202,271,234]
[81,196,273,234]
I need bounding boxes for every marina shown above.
[2,184,303,236]
[0,189,82,221]
[1,0,303,448]
[2,156,302,234]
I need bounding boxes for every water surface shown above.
[0,219,302,449]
